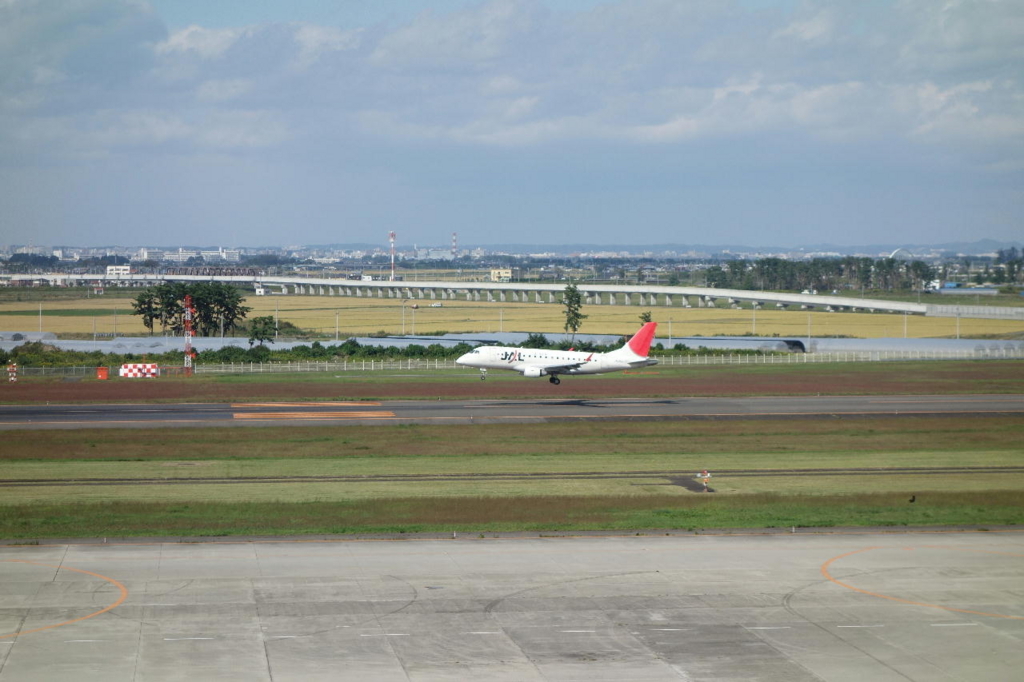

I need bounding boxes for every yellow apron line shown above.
[0,560,129,639]
[821,547,1024,621]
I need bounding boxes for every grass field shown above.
[1,415,1022,537]
[3,291,1024,339]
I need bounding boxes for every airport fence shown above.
[11,347,1023,377]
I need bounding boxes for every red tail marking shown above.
[627,322,657,356]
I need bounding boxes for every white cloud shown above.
[155,24,250,59]
[773,8,838,45]
[908,80,1024,142]
[3,0,1023,247]
[195,110,290,148]
[369,0,536,70]
[196,78,252,103]
[293,23,360,67]
[94,110,192,146]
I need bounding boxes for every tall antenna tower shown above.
[388,231,396,281]
[183,294,197,376]
[451,232,458,259]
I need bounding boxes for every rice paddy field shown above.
[2,290,1024,339]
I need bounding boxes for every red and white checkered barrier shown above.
[119,363,160,378]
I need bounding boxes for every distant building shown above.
[164,249,199,263]
[490,268,512,282]
[106,265,131,278]
[200,248,241,262]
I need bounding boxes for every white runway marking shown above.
[163,637,215,641]
[747,626,792,630]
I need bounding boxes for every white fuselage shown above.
[455,346,655,377]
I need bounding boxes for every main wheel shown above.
[549,376,560,385]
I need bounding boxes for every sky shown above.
[1,0,1022,249]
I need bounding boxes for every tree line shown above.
[131,282,250,336]
[702,257,939,292]
[702,254,1024,292]
[0,338,478,368]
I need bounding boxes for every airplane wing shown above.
[522,360,587,375]
[532,360,581,372]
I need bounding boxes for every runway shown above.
[1,394,1023,429]
[1,531,1022,681]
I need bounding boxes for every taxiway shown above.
[1,531,1022,681]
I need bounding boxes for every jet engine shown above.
[521,367,547,378]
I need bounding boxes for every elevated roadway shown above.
[7,272,1023,320]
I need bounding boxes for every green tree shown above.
[638,310,652,324]
[130,282,250,336]
[561,282,588,343]
[248,316,277,347]
[131,289,159,335]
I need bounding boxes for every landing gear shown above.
[479,369,488,381]
[549,376,561,385]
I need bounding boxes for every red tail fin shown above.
[626,322,657,356]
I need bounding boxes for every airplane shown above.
[455,322,658,385]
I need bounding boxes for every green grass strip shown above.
[1,492,1020,539]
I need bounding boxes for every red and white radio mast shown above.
[183,294,197,376]
[388,231,397,281]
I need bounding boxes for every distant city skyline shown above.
[2,1,1022,248]
[4,238,1020,260]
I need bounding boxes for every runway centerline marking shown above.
[0,560,129,640]
[821,547,1024,621]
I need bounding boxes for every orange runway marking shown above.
[821,547,1024,621]
[232,411,395,420]
[0,560,129,639]
[231,402,380,408]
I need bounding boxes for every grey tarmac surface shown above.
[1,531,1023,681]
[1,394,1023,429]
